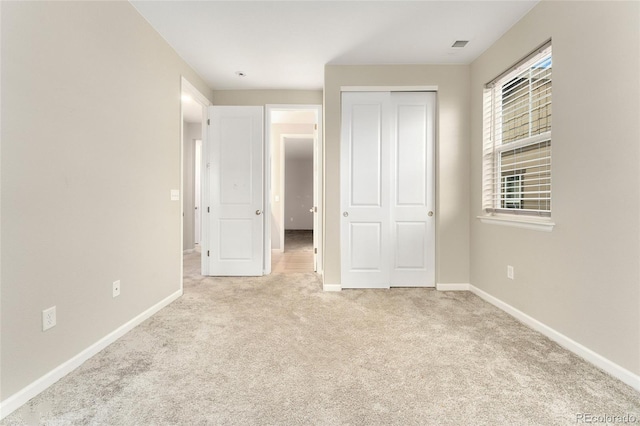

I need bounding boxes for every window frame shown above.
[480,41,554,230]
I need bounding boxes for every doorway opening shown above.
[273,136,314,273]
[265,105,323,275]
[180,78,211,285]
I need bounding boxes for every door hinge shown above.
[207,250,210,257]
[314,123,317,130]
[207,207,210,213]
[207,119,210,125]
[314,248,317,254]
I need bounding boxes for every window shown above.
[502,174,523,209]
[483,41,552,217]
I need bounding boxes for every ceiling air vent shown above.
[451,40,469,48]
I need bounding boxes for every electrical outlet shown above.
[507,265,514,280]
[42,306,56,331]
[113,280,121,298]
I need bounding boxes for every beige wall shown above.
[324,65,470,285]
[212,90,323,106]
[1,1,213,399]
[470,1,640,375]
[285,156,314,230]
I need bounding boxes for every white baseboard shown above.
[469,284,640,392]
[323,283,341,292]
[436,283,470,291]
[0,289,183,420]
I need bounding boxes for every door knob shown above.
[428,211,434,217]
[310,208,314,213]
[255,210,263,215]
[343,212,349,217]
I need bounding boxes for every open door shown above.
[312,125,319,272]
[206,106,264,276]
[194,139,202,245]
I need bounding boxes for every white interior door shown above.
[341,91,435,288]
[390,92,435,287]
[194,139,202,245]
[341,92,392,288]
[207,106,264,276]
[312,125,318,272]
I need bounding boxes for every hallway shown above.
[271,230,314,273]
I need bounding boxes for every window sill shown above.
[477,214,555,232]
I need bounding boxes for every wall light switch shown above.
[170,189,180,201]
[113,280,121,298]
[507,265,514,280]
[275,195,280,202]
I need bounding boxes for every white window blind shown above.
[482,42,552,217]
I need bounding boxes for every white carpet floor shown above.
[2,249,639,425]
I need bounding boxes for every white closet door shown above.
[340,92,391,288]
[207,106,264,276]
[341,91,435,288]
[390,92,435,287]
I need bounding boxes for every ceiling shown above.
[131,1,538,91]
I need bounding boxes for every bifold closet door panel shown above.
[340,91,435,288]
[389,92,435,287]
[340,92,391,288]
